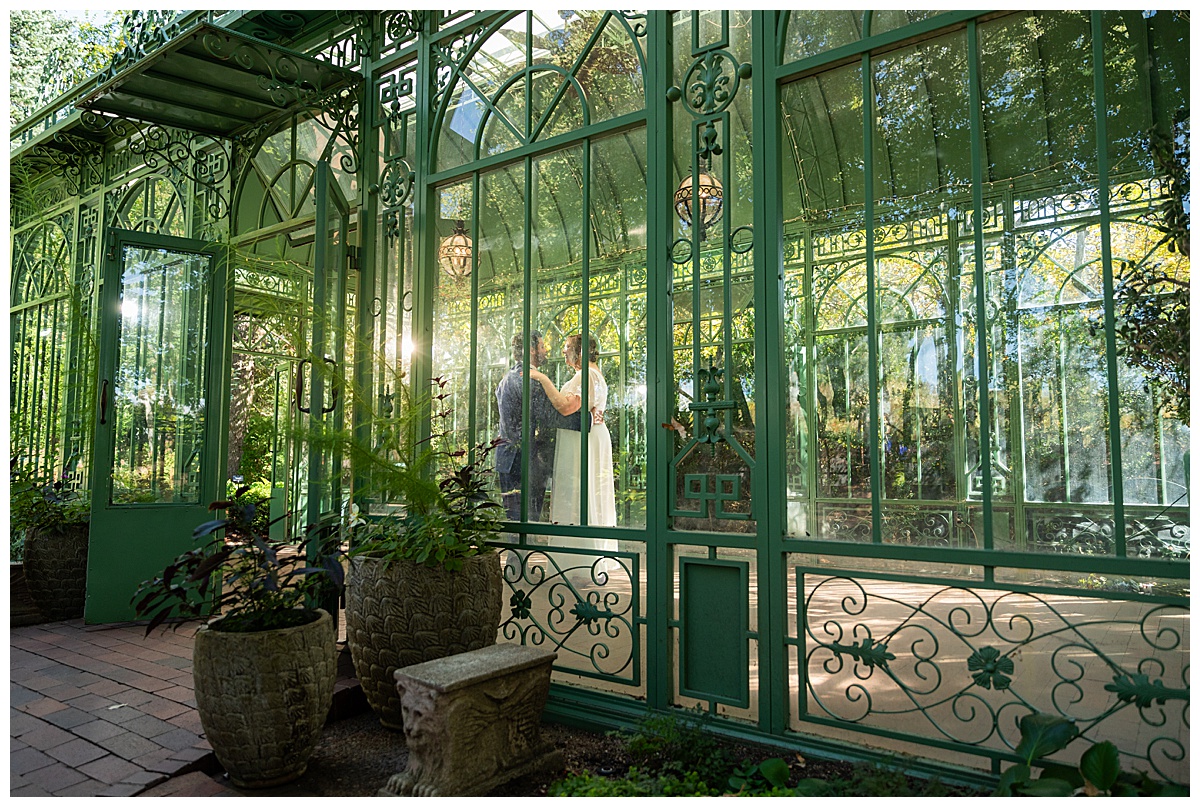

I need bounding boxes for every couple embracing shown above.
[495,331,617,532]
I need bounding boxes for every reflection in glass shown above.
[111,246,211,505]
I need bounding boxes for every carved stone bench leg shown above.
[379,644,564,797]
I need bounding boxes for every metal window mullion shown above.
[354,52,380,519]
[525,12,533,141]
[520,157,534,523]
[1002,188,1027,547]
[752,8,786,734]
[966,20,994,554]
[580,140,591,526]
[646,8,672,713]
[1092,11,1125,556]
[466,179,480,465]
[409,21,437,467]
[862,53,882,543]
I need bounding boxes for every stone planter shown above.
[192,608,336,789]
[345,552,503,730]
[11,562,44,627]
[23,524,88,621]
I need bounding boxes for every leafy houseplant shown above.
[344,377,505,729]
[993,712,1189,797]
[132,491,345,789]
[11,467,90,620]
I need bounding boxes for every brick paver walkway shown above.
[10,619,210,797]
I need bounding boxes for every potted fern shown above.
[132,490,345,788]
[343,378,504,730]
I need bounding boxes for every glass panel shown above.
[979,12,1096,189]
[1103,11,1190,532]
[473,167,527,519]
[669,11,756,533]
[592,131,648,529]
[430,181,476,469]
[782,10,863,64]
[529,147,592,528]
[111,246,211,505]
[482,75,527,157]
[872,34,966,536]
[572,12,646,124]
[868,10,943,36]
[780,61,866,539]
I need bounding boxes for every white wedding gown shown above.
[550,365,619,579]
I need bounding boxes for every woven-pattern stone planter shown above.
[192,608,336,789]
[345,552,502,730]
[23,524,88,621]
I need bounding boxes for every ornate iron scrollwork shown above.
[80,112,231,224]
[96,10,190,86]
[497,548,637,684]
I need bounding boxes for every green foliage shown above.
[1013,713,1079,763]
[558,710,968,798]
[226,479,273,535]
[10,10,126,126]
[994,713,1188,797]
[814,762,955,798]
[549,767,717,797]
[729,757,791,794]
[236,408,276,484]
[131,487,345,634]
[609,708,734,788]
[349,378,504,571]
[10,466,90,550]
[1109,261,1190,424]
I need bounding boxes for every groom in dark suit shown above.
[495,331,556,522]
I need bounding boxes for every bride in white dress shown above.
[528,334,619,578]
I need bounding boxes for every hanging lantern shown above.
[438,220,472,280]
[674,167,724,240]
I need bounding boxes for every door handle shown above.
[322,358,339,414]
[296,359,311,413]
[99,379,109,425]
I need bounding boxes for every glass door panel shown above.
[86,230,229,623]
[109,246,210,504]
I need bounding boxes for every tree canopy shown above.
[9,9,126,128]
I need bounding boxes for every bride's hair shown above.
[565,333,599,366]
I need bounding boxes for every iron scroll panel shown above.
[793,570,1190,784]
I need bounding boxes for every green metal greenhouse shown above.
[9,9,1189,787]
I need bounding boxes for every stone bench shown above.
[379,643,563,797]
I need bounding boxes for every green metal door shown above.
[85,229,231,624]
[301,160,350,559]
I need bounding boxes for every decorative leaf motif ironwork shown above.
[1104,673,1189,709]
[830,637,896,671]
[97,10,190,86]
[570,598,614,626]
